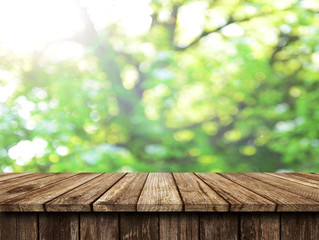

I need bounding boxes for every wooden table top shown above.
[0,172,318,212]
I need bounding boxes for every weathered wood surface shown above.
[137,173,183,211]
[196,173,276,211]
[120,213,159,240]
[0,173,53,191]
[0,172,318,212]
[47,173,125,212]
[1,212,319,239]
[281,213,319,240]
[159,213,199,240]
[0,173,75,202]
[0,173,99,211]
[266,173,319,188]
[39,213,79,240]
[0,172,33,182]
[200,213,238,240]
[94,173,147,211]
[173,173,228,211]
[240,213,280,240]
[80,213,119,240]
[220,173,319,211]
[246,173,319,203]
[0,212,37,239]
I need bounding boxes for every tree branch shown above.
[174,12,272,51]
[269,33,299,66]
[169,4,181,44]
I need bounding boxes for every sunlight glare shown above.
[0,0,153,53]
[176,1,208,46]
[0,0,83,53]
[84,0,152,36]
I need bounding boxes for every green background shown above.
[1,0,319,172]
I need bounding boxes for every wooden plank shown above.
[240,213,280,240]
[293,173,319,181]
[200,213,238,240]
[0,173,101,211]
[137,173,183,211]
[159,213,199,240]
[16,213,38,239]
[245,173,319,202]
[196,173,275,212]
[46,173,125,212]
[94,173,148,212]
[220,173,319,211]
[0,173,54,191]
[0,172,33,182]
[0,212,15,239]
[39,213,78,240]
[266,173,319,188]
[0,212,38,239]
[120,213,158,240]
[80,213,119,240]
[281,213,319,240]
[173,173,228,212]
[0,173,76,202]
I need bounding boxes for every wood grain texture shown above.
[220,173,319,211]
[0,173,318,212]
[159,213,199,240]
[0,173,33,182]
[120,213,159,240]
[240,213,280,240]
[0,212,38,239]
[46,173,125,212]
[80,213,119,240]
[0,173,100,211]
[0,212,15,239]
[266,173,319,188]
[196,173,275,212]
[0,173,75,202]
[39,213,78,240]
[200,213,238,240]
[137,173,183,211]
[246,173,319,203]
[1,211,319,239]
[294,173,319,181]
[0,173,52,191]
[94,173,148,212]
[281,213,319,240]
[173,173,228,212]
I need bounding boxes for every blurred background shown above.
[0,0,319,172]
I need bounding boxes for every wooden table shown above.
[0,172,319,239]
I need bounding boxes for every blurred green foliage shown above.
[1,0,319,172]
